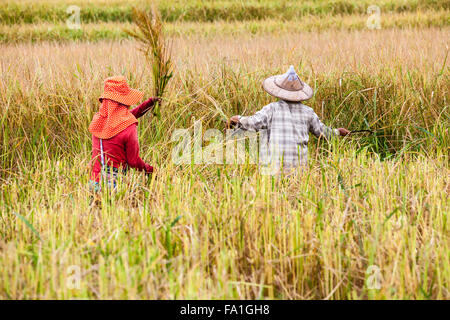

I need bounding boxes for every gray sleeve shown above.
[309,111,339,139]
[238,104,272,131]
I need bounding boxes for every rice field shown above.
[0,0,449,300]
[2,0,447,24]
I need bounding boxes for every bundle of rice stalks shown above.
[126,4,172,118]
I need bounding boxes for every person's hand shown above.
[230,115,239,124]
[337,128,350,136]
[226,115,240,129]
[150,97,162,104]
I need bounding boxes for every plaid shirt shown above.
[238,100,339,173]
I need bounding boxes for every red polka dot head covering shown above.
[89,76,143,139]
[98,75,144,106]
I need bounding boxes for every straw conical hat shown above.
[262,65,313,102]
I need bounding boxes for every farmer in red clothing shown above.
[89,76,158,190]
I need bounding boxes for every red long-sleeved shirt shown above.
[90,100,155,182]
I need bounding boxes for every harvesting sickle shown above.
[350,129,375,134]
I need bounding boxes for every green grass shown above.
[1,10,449,43]
[1,0,448,43]
[0,0,448,24]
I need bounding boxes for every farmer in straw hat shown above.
[229,66,350,174]
[89,76,160,190]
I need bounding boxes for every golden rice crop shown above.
[0,26,448,299]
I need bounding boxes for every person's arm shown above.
[309,111,349,138]
[124,125,154,173]
[130,97,160,119]
[230,104,273,131]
